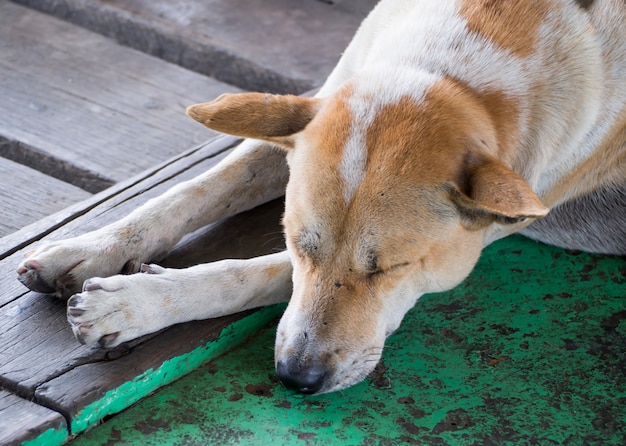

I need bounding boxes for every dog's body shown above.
[17,0,626,394]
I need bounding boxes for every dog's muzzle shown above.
[275,358,329,394]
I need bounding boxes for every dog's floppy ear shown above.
[448,154,549,227]
[186,93,321,149]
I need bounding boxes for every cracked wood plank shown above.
[0,390,67,445]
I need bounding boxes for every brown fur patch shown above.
[472,90,521,166]
[303,88,354,172]
[362,79,497,187]
[459,0,550,58]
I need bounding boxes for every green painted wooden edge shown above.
[70,304,285,436]
[21,426,68,446]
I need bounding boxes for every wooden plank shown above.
[0,137,115,194]
[0,390,67,445]
[35,306,284,436]
[0,133,286,436]
[0,2,241,188]
[11,0,375,94]
[0,156,91,238]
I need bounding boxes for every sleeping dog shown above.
[17,0,625,394]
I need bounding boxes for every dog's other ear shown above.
[186,93,321,149]
[448,155,549,228]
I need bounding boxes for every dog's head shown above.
[187,76,548,394]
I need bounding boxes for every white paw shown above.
[16,233,143,298]
[66,264,169,347]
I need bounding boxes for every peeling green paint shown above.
[72,235,626,445]
[21,426,68,446]
[71,304,285,435]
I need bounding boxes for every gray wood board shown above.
[34,309,262,433]
[11,0,375,94]
[0,390,67,445]
[0,134,285,418]
[0,156,91,238]
[0,2,240,189]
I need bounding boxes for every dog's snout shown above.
[276,359,328,394]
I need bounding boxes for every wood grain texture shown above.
[0,389,67,445]
[11,0,373,94]
[0,2,240,187]
[34,310,259,431]
[0,157,91,237]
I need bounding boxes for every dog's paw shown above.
[67,265,167,347]
[16,235,143,298]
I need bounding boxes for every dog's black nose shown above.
[276,359,328,394]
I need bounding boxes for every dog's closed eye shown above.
[294,230,322,261]
[366,262,411,280]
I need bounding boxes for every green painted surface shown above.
[73,236,625,445]
[22,426,68,446]
[72,305,285,436]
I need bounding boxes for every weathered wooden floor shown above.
[12,0,370,95]
[0,135,291,445]
[0,0,371,443]
[0,1,241,235]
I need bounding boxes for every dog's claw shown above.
[78,324,92,335]
[74,331,88,345]
[17,259,42,274]
[83,280,103,292]
[99,333,120,348]
[67,307,85,318]
[16,255,88,297]
[140,263,165,274]
[16,260,57,294]
[67,294,81,308]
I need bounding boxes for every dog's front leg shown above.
[66,251,292,347]
[17,139,288,298]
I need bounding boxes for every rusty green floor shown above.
[71,235,625,445]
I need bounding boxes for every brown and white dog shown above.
[17,0,626,394]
